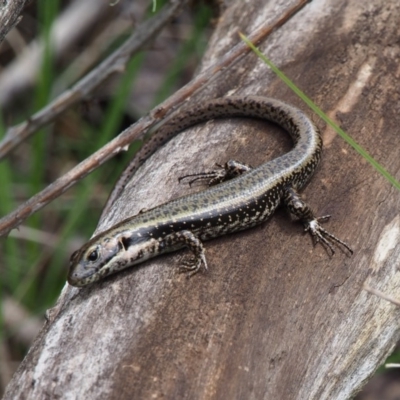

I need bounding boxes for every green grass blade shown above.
[0,115,20,290]
[239,33,400,191]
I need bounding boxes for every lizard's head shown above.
[68,234,125,287]
[67,228,157,287]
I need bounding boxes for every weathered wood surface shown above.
[4,0,400,399]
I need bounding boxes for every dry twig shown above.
[0,0,174,158]
[0,0,111,108]
[363,284,400,307]
[0,0,27,45]
[0,0,311,237]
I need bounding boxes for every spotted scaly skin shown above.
[68,96,351,287]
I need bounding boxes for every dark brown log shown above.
[4,0,400,399]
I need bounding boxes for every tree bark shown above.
[4,0,400,399]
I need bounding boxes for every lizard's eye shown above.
[87,248,99,262]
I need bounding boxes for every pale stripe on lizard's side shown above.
[68,96,352,287]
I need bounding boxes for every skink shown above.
[68,96,352,287]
